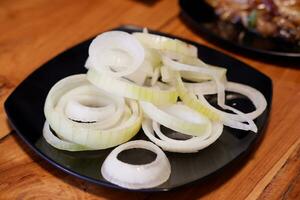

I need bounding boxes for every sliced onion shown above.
[41,29,271,191]
[162,55,258,132]
[65,96,115,122]
[87,67,178,105]
[84,56,92,69]
[88,31,145,77]
[150,67,160,86]
[161,51,227,81]
[142,119,223,153]
[123,61,152,85]
[41,29,270,191]
[133,32,198,57]
[144,47,161,69]
[101,140,171,189]
[140,101,211,137]
[44,74,142,150]
[185,81,267,121]
[175,72,258,132]
[162,54,227,105]
[54,84,125,129]
[43,122,92,151]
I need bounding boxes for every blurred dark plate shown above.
[179,0,300,61]
[4,25,272,192]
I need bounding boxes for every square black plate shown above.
[179,0,300,61]
[4,25,272,192]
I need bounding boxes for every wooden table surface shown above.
[0,0,299,199]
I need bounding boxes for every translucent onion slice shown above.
[44,74,142,150]
[162,52,255,130]
[84,56,92,69]
[175,72,258,132]
[142,119,223,153]
[55,85,125,129]
[43,122,92,151]
[112,48,161,85]
[88,31,145,77]
[101,140,171,189]
[87,67,178,105]
[162,56,258,132]
[161,50,227,82]
[150,67,160,86]
[65,96,115,122]
[124,60,153,85]
[140,101,211,137]
[162,54,227,105]
[185,81,267,121]
[133,32,198,57]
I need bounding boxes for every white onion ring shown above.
[65,96,115,122]
[88,31,145,77]
[43,122,92,151]
[133,32,198,57]
[185,81,267,121]
[152,121,194,142]
[101,140,171,189]
[142,119,223,153]
[140,101,212,137]
[44,74,142,150]
[162,54,258,132]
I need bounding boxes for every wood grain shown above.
[0,75,14,138]
[255,138,300,200]
[0,0,179,138]
[0,0,300,199]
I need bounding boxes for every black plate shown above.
[179,0,300,60]
[4,25,272,192]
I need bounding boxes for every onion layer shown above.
[44,74,142,150]
[140,102,211,137]
[142,119,223,153]
[87,31,145,77]
[185,81,267,121]
[101,140,171,189]
[43,122,92,151]
[87,67,178,105]
[133,32,198,57]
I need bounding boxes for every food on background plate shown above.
[43,29,267,189]
[205,0,300,44]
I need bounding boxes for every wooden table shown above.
[0,0,299,199]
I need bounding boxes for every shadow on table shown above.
[130,0,160,7]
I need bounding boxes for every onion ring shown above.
[101,140,171,189]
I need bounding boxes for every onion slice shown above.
[140,101,211,137]
[133,32,198,57]
[176,72,258,132]
[161,56,258,132]
[88,31,145,77]
[44,74,142,150]
[185,81,267,121]
[101,140,171,189]
[65,96,115,122]
[43,122,92,151]
[142,119,223,153]
[87,67,178,105]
